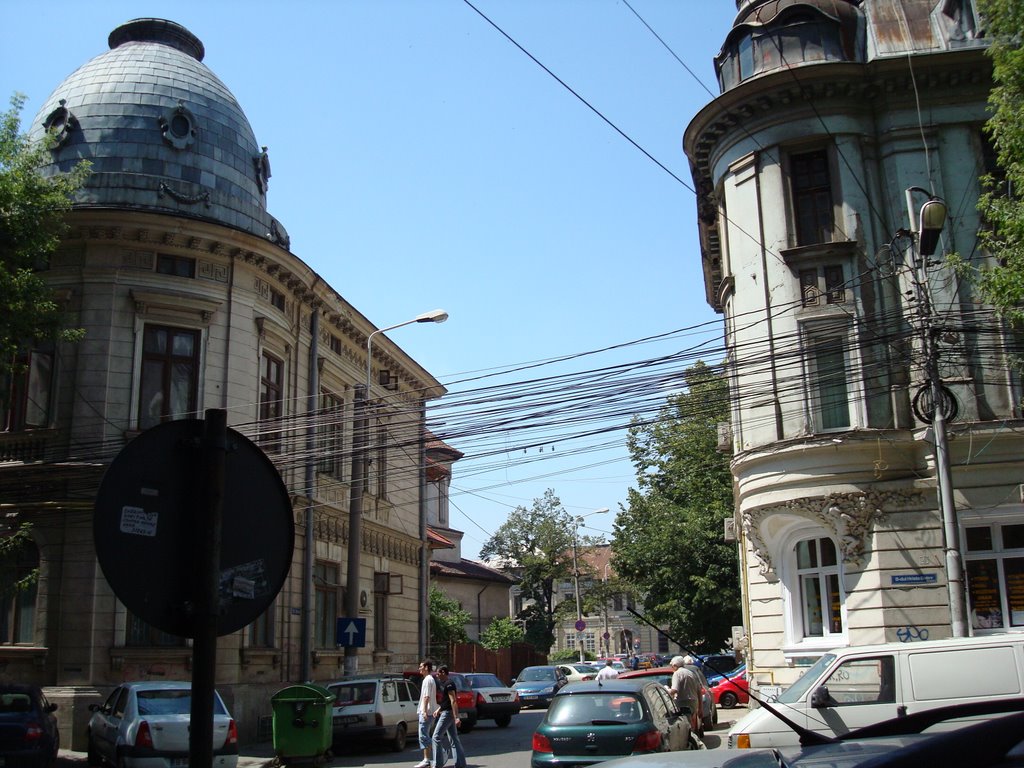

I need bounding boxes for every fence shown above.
[447,642,548,685]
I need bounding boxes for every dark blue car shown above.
[0,685,60,768]
[512,666,568,708]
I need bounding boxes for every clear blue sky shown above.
[2,1,737,559]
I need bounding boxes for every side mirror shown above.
[810,685,836,709]
[46,703,58,713]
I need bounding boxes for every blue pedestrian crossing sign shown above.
[336,617,367,647]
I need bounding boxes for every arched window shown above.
[0,535,39,645]
[795,536,844,638]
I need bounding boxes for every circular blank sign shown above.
[94,419,294,637]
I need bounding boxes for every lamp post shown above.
[571,507,608,663]
[344,309,448,676]
[904,187,968,637]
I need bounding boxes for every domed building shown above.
[685,0,1022,697]
[2,19,443,745]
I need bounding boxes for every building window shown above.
[314,562,339,649]
[2,349,53,432]
[259,351,284,452]
[318,390,344,480]
[249,607,274,648]
[795,536,843,638]
[373,579,389,651]
[791,150,834,246]
[800,265,846,307]
[126,614,185,647]
[269,288,285,312]
[139,325,199,431]
[156,253,195,278]
[807,333,851,431]
[0,536,38,644]
[328,334,342,355]
[584,633,596,653]
[374,421,388,499]
[964,521,1024,631]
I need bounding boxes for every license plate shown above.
[335,715,360,725]
[492,695,509,701]
[171,760,188,767]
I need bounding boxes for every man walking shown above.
[596,659,619,680]
[431,665,467,768]
[415,660,436,768]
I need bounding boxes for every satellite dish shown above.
[94,418,294,637]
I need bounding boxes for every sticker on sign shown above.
[119,506,158,536]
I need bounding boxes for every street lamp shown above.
[903,187,967,637]
[344,308,448,675]
[571,507,608,663]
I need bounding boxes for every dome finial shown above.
[108,19,205,61]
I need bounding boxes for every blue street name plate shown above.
[890,573,939,585]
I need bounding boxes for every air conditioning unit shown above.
[717,422,733,452]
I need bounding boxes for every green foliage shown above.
[612,362,740,653]
[428,586,471,648]
[956,1,1024,324]
[548,648,586,663]
[479,616,525,651]
[480,489,588,653]
[0,524,37,598]
[0,94,88,386]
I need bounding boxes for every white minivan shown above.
[728,633,1024,748]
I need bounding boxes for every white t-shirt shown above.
[418,674,437,717]
[596,665,619,680]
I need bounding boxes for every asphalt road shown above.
[57,705,745,768]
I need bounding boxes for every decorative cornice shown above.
[742,489,925,577]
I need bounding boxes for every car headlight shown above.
[540,686,554,694]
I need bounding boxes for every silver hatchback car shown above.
[86,681,238,768]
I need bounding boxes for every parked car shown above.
[513,666,569,709]
[595,698,1024,768]
[710,667,749,709]
[556,663,600,683]
[0,684,59,768]
[696,654,738,678]
[460,672,521,728]
[327,675,418,751]
[705,662,744,687]
[86,681,237,768]
[530,678,693,768]
[445,673,479,733]
[618,665,716,735]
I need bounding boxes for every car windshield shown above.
[777,653,836,704]
[548,693,644,725]
[520,668,555,682]
[137,689,227,716]
[329,683,376,705]
[467,674,503,688]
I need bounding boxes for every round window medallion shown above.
[159,100,197,150]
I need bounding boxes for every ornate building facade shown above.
[684,0,1023,691]
[1,19,443,746]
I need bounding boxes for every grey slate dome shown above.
[30,18,289,248]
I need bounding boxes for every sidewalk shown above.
[58,746,278,767]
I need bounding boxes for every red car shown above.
[710,668,749,708]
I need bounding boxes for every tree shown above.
[429,586,470,650]
[1,94,88,410]
[612,361,740,653]
[950,1,1024,324]
[479,489,599,653]
[479,616,525,651]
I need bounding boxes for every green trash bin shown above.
[271,683,336,765]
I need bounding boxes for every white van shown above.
[728,633,1024,748]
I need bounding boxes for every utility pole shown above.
[904,187,968,637]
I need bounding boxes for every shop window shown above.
[138,325,199,431]
[964,521,1024,631]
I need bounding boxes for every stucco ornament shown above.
[742,489,923,577]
